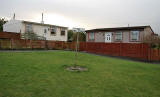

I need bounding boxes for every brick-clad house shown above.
[86,26,155,43]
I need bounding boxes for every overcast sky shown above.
[1,0,160,34]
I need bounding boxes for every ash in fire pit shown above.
[66,66,88,72]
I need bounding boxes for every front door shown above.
[105,32,112,42]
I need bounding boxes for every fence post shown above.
[45,40,48,50]
[30,40,32,49]
[148,45,151,61]
[10,38,13,50]
[159,49,160,61]
[62,41,64,49]
[119,43,121,56]
[25,39,27,49]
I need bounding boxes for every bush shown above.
[143,35,160,49]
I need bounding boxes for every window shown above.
[44,29,47,34]
[89,32,94,40]
[115,32,122,41]
[26,24,33,32]
[51,27,56,35]
[130,31,139,41]
[61,28,65,36]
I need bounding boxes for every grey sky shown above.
[1,0,160,34]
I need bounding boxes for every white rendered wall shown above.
[3,20,23,33]
[47,27,68,41]
[3,19,68,41]
[24,23,68,41]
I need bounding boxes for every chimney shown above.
[41,13,44,24]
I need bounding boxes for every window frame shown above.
[44,29,47,34]
[61,28,65,36]
[50,27,56,36]
[25,24,33,33]
[88,32,94,41]
[130,31,140,41]
[115,32,122,41]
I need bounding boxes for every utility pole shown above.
[13,13,15,20]
[41,13,44,24]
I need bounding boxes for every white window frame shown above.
[130,31,139,41]
[115,32,122,41]
[89,32,94,40]
[26,24,33,32]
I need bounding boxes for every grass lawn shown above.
[0,51,160,97]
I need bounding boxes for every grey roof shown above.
[86,26,153,32]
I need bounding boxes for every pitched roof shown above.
[86,26,152,32]
[22,20,68,28]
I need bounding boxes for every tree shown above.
[21,32,46,40]
[143,35,160,49]
[72,32,86,42]
[0,17,7,32]
[67,30,86,42]
[67,30,74,42]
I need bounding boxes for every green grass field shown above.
[0,51,160,97]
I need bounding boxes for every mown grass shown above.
[0,51,160,97]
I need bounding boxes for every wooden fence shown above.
[0,39,76,50]
[0,33,160,61]
[79,42,160,61]
[0,32,21,39]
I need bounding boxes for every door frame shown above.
[105,32,112,43]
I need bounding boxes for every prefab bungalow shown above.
[86,26,154,43]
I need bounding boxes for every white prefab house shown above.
[3,19,68,41]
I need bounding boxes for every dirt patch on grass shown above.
[66,66,88,72]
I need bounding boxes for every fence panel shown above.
[150,49,160,61]
[0,39,11,49]
[31,40,46,49]
[83,42,150,60]
[0,38,159,61]
[0,32,21,39]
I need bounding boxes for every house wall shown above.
[144,27,154,37]
[86,29,150,43]
[122,31,129,43]
[3,20,68,41]
[3,20,24,33]
[95,32,105,42]
[114,30,144,43]
[23,23,68,41]
[86,33,89,42]
[47,27,68,41]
